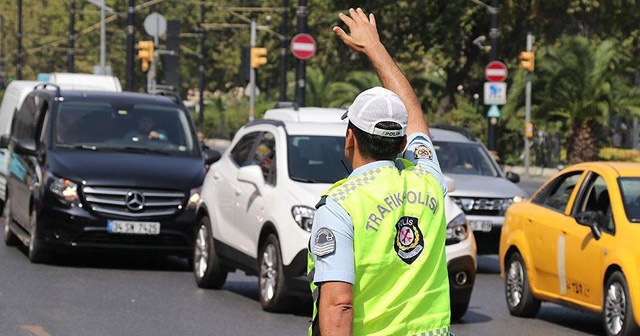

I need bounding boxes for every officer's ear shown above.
[397,135,408,154]
[345,128,355,151]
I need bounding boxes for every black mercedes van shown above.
[1,84,219,263]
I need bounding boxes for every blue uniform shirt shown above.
[309,132,446,285]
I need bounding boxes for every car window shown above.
[575,173,613,232]
[534,171,583,212]
[230,132,260,166]
[287,135,350,183]
[434,141,500,177]
[619,177,640,223]
[12,93,38,140]
[251,132,277,185]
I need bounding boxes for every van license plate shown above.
[469,220,492,232]
[107,220,160,235]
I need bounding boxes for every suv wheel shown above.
[505,252,540,317]
[3,196,20,247]
[193,216,227,289]
[28,209,49,263]
[603,271,640,336]
[259,234,288,312]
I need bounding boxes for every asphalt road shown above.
[0,175,607,336]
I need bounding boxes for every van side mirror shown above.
[506,171,520,183]
[237,165,265,189]
[203,148,221,165]
[14,138,37,156]
[575,211,602,240]
[0,135,10,149]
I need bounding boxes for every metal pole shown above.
[279,0,288,102]
[294,0,308,107]
[487,0,499,151]
[17,0,22,80]
[126,0,134,91]
[68,0,75,72]
[524,33,534,177]
[198,1,205,129]
[99,0,106,73]
[249,19,257,122]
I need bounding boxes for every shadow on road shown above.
[477,255,501,274]
[11,245,192,272]
[538,305,603,335]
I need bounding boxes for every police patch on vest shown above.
[394,216,424,264]
[313,227,336,257]
[414,145,432,160]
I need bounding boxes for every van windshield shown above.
[54,101,196,154]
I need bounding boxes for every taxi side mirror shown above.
[575,211,602,240]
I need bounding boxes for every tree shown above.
[533,36,640,163]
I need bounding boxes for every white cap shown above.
[341,87,408,138]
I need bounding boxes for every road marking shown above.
[21,325,53,336]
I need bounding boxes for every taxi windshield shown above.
[54,101,196,155]
[619,177,640,223]
[287,135,351,183]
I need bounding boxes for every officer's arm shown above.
[319,281,353,336]
[333,8,429,138]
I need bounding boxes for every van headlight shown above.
[187,187,201,209]
[49,177,79,204]
[292,206,315,232]
[446,213,469,245]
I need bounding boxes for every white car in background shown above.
[193,105,476,319]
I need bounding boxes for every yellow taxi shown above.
[499,162,640,336]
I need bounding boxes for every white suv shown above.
[193,106,476,319]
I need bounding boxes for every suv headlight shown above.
[502,195,525,211]
[292,206,315,232]
[446,213,469,245]
[49,177,79,205]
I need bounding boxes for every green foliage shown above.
[599,147,640,162]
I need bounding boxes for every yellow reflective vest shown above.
[308,160,450,336]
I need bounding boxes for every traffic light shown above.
[525,122,534,138]
[251,47,268,68]
[519,51,535,72]
[137,40,155,72]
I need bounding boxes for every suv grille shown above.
[450,197,513,216]
[82,186,185,218]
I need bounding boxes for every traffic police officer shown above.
[307,8,451,336]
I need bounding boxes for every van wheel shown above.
[28,209,49,264]
[258,234,288,312]
[505,252,540,317]
[193,216,227,289]
[3,197,20,247]
[603,271,640,336]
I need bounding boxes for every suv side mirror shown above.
[203,148,221,165]
[237,165,265,189]
[14,138,37,156]
[575,211,602,240]
[0,135,10,149]
[506,171,520,183]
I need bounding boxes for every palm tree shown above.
[535,36,640,163]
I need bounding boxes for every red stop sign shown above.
[290,33,317,60]
[485,61,508,82]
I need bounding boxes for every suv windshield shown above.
[620,177,640,222]
[287,135,351,183]
[54,101,196,154]
[434,141,500,177]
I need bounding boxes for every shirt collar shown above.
[348,160,395,179]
